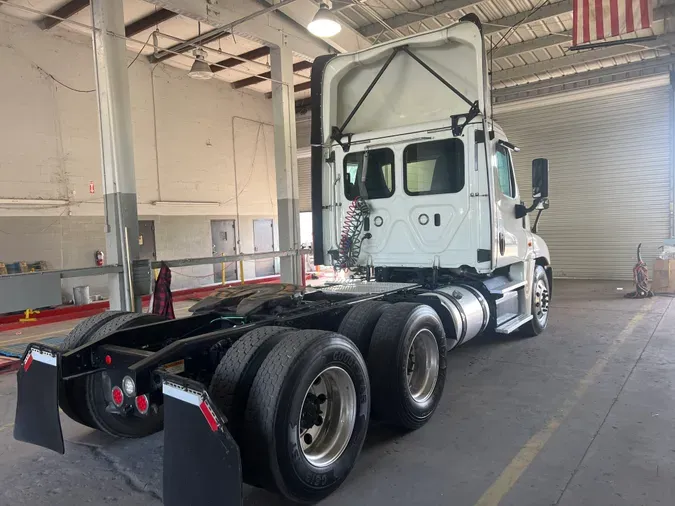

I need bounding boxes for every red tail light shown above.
[111,386,124,407]
[135,394,149,415]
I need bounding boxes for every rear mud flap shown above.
[162,377,242,506]
[14,345,64,454]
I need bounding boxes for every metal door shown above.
[138,221,156,261]
[493,140,529,268]
[211,220,237,283]
[253,219,275,277]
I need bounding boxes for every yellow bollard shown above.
[153,268,159,280]
[239,260,245,285]
[221,254,226,285]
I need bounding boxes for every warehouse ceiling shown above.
[1,0,673,104]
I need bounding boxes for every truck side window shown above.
[404,139,464,196]
[495,144,516,198]
[343,148,394,200]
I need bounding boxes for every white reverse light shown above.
[122,376,136,397]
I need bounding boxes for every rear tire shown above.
[367,302,446,430]
[208,326,296,440]
[337,300,389,357]
[83,313,167,438]
[59,311,128,427]
[243,330,370,503]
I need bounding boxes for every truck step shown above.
[490,280,526,295]
[495,290,518,306]
[496,312,518,326]
[495,314,533,334]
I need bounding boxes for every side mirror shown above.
[532,158,549,199]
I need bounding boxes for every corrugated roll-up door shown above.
[298,157,312,212]
[496,84,672,280]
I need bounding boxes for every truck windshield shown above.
[404,139,464,195]
[343,148,394,200]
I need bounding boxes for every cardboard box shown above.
[653,259,675,293]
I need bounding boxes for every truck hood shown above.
[315,16,490,145]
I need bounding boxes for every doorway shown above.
[211,220,237,283]
[138,221,156,261]
[253,218,275,277]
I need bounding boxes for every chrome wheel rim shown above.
[299,366,356,468]
[406,329,440,404]
[534,278,550,325]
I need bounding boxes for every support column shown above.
[271,38,302,284]
[670,71,675,238]
[91,0,140,310]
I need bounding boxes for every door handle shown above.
[499,232,505,256]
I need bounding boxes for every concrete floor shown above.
[1,280,674,506]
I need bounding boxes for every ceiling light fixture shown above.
[308,3,342,38]
[188,48,213,80]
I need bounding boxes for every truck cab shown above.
[311,15,552,338]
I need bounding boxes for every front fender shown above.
[531,232,551,265]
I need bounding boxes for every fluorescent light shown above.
[308,5,341,38]
[0,198,69,205]
[152,201,220,207]
[188,48,213,80]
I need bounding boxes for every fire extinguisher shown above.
[95,250,105,267]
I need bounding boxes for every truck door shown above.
[494,141,529,268]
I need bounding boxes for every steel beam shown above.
[271,42,302,284]
[493,37,672,83]
[125,8,177,37]
[491,32,572,59]
[145,0,331,60]
[359,0,477,38]
[90,0,140,311]
[37,0,89,30]
[265,0,372,53]
[493,55,675,103]
[484,0,572,35]
[210,46,270,73]
[232,60,312,89]
[149,27,231,63]
[359,0,573,39]
[265,80,310,98]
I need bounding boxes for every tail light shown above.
[111,386,124,407]
[135,394,149,415]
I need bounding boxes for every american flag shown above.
[573,0,653,46]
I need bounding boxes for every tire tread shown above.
[244,329,332,491]
[337,301,389,356]
[209,326,294,432]
[368,302,446,430]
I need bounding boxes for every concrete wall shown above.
[0,214,278,300]
[0,15,283,303]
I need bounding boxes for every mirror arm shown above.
[531,208,543,234]
[515,198,541,219]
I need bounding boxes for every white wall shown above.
[0,14,283,301]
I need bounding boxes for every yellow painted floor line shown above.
[473,300,654,506]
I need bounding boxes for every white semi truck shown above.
[14,15,551,505]
[311,13,552,342]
